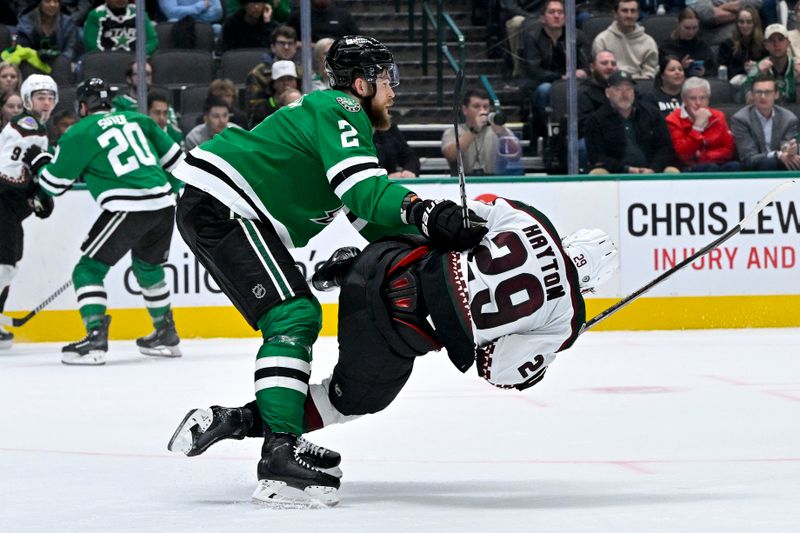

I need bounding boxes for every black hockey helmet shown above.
[76,77,112,113]
[325,35,399,90]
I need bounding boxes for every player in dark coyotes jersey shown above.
[168,195,620,501]
[24,78,184,366]
[0,75,57,349]
[167,35,487,506]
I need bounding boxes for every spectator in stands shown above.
[220,0,277,52]
[577,49,617,165]
[692,0,764,47]
[185,96,241,150]
[159,0,223,25]
[61,0,94,27]
[48,107,77,145]
[521,0,589,137]
[246,60,299,127]
[206,78,246,128]
[441,89,516,176]
[592,0,658,79]
[746,24,800,105]
[1,92,23,130]
[113,60,184,142]
[666,76,740,171]
[84,0,159,55]
[731,74,800,170]
[500,0,545,77]
[658,8,715,77]
[374,118,421,178]
[717,7,766,86]
[311,37,334,91]
[585,70,677,174]
[244,26,302,122]
[15,0,80,64]
[148,92,184,146]
[643,55,684,117]
[0,62,22,96]
[288,0,359,42]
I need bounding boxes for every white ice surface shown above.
[1,329,799,532]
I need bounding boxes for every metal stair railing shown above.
[417,0,465,106]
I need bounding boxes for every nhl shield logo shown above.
[252,283,267,299]
[336,96,361,113]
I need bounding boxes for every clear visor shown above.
[367,63,400,87]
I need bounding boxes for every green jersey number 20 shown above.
[98,122,157,176]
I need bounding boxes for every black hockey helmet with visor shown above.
[76,77,112,113]
[325,35,399,90]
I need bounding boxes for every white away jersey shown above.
[454,198,585,388]
[0,113,48,189]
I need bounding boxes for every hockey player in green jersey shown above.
[23,78,184,366]
[169,35,487,505]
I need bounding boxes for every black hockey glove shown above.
[22,145,53,177]
[404,197,487,251]
[30,187,54,219]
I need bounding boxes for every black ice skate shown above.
[167,405,342,477]
[136,311,181,357]
[0,328,13,350]
[61,315,110,366]
[167,405,253,456]
[310,246,361,291]
[252,432,341,507]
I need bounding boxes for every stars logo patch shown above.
[336,96,361,113]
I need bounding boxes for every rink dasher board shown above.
[6,176,800,341]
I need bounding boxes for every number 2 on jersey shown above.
[470,231,545,329]
[97,123,157,177]
[338,120,359,147]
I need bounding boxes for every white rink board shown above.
[7,178,798,313]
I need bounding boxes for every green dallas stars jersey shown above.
[37,110,183,212]
[173,89,417,248]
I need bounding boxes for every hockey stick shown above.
[581,179,797,333]
[0,279,73,327]
[452,68,470,230]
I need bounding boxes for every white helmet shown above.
[21,74,59,111]
[563,228,619,293]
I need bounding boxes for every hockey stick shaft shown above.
[452,68,470,230]
[582,179,797,332]
[0,279,73,327]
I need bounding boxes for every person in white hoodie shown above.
[591,0,658,79]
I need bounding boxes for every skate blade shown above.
[61,351,106,366]
[252,480,340,508]
[140,345,182,358]
[0,340,12,350]
[167,408,212,455]
[322,466,343,479]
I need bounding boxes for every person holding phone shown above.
[659,7,716,78]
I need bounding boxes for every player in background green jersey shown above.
[168,35,487,505]
[23,78,185,366]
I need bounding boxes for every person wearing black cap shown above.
[585,70,678,174]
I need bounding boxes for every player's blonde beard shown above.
[366,95,392,131]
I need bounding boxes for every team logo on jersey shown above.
[336,96,361,113]
[252,283,267,299]
[17,116,39,130]
[310,206,344,225]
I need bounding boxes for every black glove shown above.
[311,246,361,291]
[405,198,487,251]
[30,187,54,219]
[22,145,53,177]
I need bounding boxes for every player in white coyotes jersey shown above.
[165,195,620,482]
[0,75,58,349]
